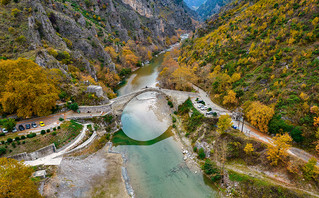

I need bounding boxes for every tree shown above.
[217,114,232,183]
[223,90,238,107]
[67,102,79,112]
[302,157,319,181]
[198,148,206,159]
[266,133,292,166]
[244,143,254,155]
[244,101,275,133]
[1,118,16,132]
[0,58,59,118]
[217,114,233,134]
[0,158,42,197]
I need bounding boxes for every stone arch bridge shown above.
[78,87,198,116]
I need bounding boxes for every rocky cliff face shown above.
[1,0,194,81]
[196,0,233,20]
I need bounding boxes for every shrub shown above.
[14,137,20,141]
[21,135,25,140]
[193,146,197,152]
[27,133,36,138]
[1,0,11,5]
[302,157,319,181]
[11,8,21,17]
[59,117,64,122]
[202,159,221,182]
[103,114,113,124]
[12,142,16,148]
[168,101,173,108]
[172,116,176,123]
[15,35,26,43]
[1,141,4,144]
[172,124,176,128]
[22,141,25,144]
[17,141,20,145]
[67,102,79,112]
[0,147,6,155]
[57,126,61,130]
[0,133,5,137]
[52,132,57,136]
[7,138,12,143]
[46,129,50,133]
[53,127,56,131]
[198,148,206,159]
[41,130,46,135]
[62,37,73,48]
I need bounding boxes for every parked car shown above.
[12,127,17,133]
[2,128,8,133]
[39,121,45,127]
[197,104,204,108]
[31,122,37,128]
[232,125,238,130]
[197,100,204,103]
[25,123,31,129]
[201,106,208,110]
[206,111,214,115]
[18,124,25,131]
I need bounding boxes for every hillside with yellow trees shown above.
[160,0,319,154]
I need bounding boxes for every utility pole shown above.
[241,113,244,133]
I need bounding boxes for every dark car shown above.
[197,100,204,103]
[31,122,37,128]
[18,124,25,131]
[25,124,31,129]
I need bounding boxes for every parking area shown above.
[1,112,68,135]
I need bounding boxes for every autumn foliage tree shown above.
[217,114,233,134]
[0,158,42,197]
[223,90,238,107]
[266,133,292,166]
[0,58,59,118]
[244,101,275,133]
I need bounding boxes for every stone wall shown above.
[8,144,56,161]
[78,104,112,113]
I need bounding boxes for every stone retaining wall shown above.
[8,143,56,161]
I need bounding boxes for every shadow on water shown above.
[112,126,173,146]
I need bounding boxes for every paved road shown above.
[193,85,319,165]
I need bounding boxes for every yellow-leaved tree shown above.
[223,90,238,107]
[217,114,233,134]
[266,133,292,166]
[244,143,254,155]
[0,158,42,197]
[244,101,275,133]
[0,58,59,118]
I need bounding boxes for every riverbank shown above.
[43,144,129,198]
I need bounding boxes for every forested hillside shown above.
[0,0,194,117]
[159,0,319,153]
[196,0,233,20]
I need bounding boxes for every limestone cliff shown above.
[0,0,195,81]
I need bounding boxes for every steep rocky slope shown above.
[196,0,233,20]
[183,0,206,10]
[0,0,194,104]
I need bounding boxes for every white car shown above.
[2,128,8,133]
[197,104,204,108]
[201,106,208,110]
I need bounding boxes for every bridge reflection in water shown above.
[112,127,173,146]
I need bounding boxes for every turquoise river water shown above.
[112,40,217,198]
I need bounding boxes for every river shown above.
[112,35,217,198]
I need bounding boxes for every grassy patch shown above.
[0,121,83,157]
